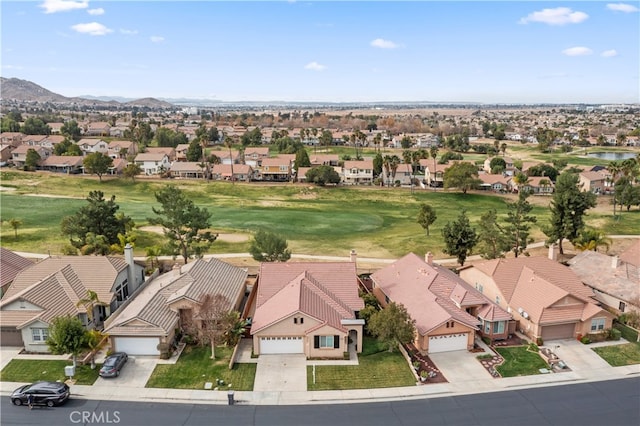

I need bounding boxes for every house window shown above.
[484,322,490,333]
[492,321,505,334]
[294,318,298,324]
[477,283,483,293]
[619,302,626,312]
[319,336,334,348]
[31,328,48,342]
[300,317,304,324]
[115,280,129,302]
[495,296,500,305]
[590,318,606,332]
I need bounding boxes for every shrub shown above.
[580,336,591,344]
[482,336,491,346]
[477,354,494,360]
[615,322,639,342]
[536,337,544,346]
[528,343,539,352]
[608,328,622,341]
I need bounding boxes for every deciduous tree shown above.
[416,204,437,236]
[195,294,232,360]
[46,315,87,368]
[8,218,22,239]
[122,163,142,181]
[24,148,41,171]
[367,302,415,352]
[443,162,481,194]
[305,165,341,186]
[249,229,291,262]
[148,185,217,263]
[442,210,478,265]
[83,152,113,182]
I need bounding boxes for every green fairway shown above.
[1,169,637,258]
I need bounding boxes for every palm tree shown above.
[224,133,236,185]
[573,228,611,252]
[8,218,22,239]
[608,161,623,216]
[76,290,108,328]
[429,146,439,190]
[402,150,413,192]
[513,172,529,193]
[145,245,163,270]
[373,133,382,153]
[500,143,507,157]
[389,155,401,186]
[382,155,392,187]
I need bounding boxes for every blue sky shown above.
[2,1,639,103]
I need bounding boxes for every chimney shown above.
[350,249,357,263]
[124,243,135,285]
[548,243,557,261]
[425,252,433,265]
[611,255,620,269]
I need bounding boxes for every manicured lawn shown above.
[494,346,549,377]
[0,359,100,385]
[306,336,415,390]
[145,345,256,390]
[592,343,640,367]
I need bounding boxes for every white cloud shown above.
[71,22,113,36]
[40,0,88,14]
[562,46,593,56]
[370,38,399,49]
[601,49,618,57]
[519,7,588,25]
[304,61,326,71]
[87,8,104,16]
[607,3,639,13]
[2,64,24,70]
[120,29,138,35]
[150,36,165,43]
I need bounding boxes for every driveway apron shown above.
[93,356,158,388]
[253,355,307,392]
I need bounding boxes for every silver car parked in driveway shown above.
[99,352,128,378]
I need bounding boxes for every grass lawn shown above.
[0,359,100,385]
[145,345,256,390]
[306,336,415,390]
[592,343,640,367]
[495,346,549,377]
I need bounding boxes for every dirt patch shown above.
[0,186,16,191]
[23,193,84,199]
[138,226,250,243]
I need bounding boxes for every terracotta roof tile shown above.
[0,248,33,288]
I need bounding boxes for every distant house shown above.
[169,161,207,179]
[145,147,176,162]
[0,144,14,165]
[11,145,50,168]
[420,160,447,188]
[308,154,340,167]
[478,173,511,192]
[578,171,607,194]
[243,147,270,168]
[216,149,242,165]
[39,155,84,174]
[342,159,374,185]
[134,152,171,175]
[210,164,254,182]
[47,122,64,134]
[259,157,292,182]
[371,253,512,354]
[77,138,109,155]
[85,122,111,137]
[174,143,190,162]
[568,239,640,315]
[103,258,248,356]
[107,140,137,160]
[250,261,364,358]
[459,256,615,342]
[0,247,146,351]
[22,135,48,147]
[0,132,24,147]
[512,176,555,194]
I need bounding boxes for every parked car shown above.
[99,352,128,378]
[11,381,70,407]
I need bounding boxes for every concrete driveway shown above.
[93,356,158,388]
[253,355,307,392]
[429,350,491,384]
[0,347,22,371]
[543,339,617,373]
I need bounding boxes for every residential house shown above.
[85,122,111,137]
[382,164,413,186]
[420,160,447,188]
[578,171,607,194]
[47,123,64,134]
[459,256,615,342]
[210,164,254,182]
[22,135,48,147]
[39,156,84,174]
[512,176,555,194]
[0,132,24,147]
[243,147,270,168]
[40,135,66,150]
[0,247,146,351]
[134,152,171,175]
[483,156,516,176]
[308,154,340,167]
[342,159,374,185]
[103,258,249,356]
[107,140,137,160]
[568,239,640,314]
[145,147,176,162]
[77,138,109,155]
[108,158,128,175]
[174,143,190,162]
[259,157,292,182]
[371,253,512,354]
[478,173,511,193]
[216,149,242,165]
[169,161,207,179]
[0,248,33,298]
[109,126,129,138]
[11,145,50,168]
[0,145,13,165]
[250,261,364,357]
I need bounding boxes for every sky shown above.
[1,0,639,104]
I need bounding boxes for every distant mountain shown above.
[0,77,173,108]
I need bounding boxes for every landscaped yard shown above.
[0,359,100,385]
[494,346,549,377]
[592,343,640,367]
[145,345,256,390]
[306,336,416,391]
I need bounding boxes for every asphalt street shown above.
[2,377,638,426]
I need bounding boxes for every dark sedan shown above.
[99,352,128,378]
[11,381,70,407]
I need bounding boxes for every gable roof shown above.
[104,258,248,337]
[620,239,640,268]
[252,262,363,334]
[371,253,509,335]
[0,248,33,288]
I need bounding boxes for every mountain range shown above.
[0,77,174,109]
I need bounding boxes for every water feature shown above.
[586,152,637,161]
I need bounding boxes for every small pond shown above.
[586,152,637,161]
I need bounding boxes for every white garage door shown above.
[428,333,468,353]
[260,337,304,354]
[112,337,160,356]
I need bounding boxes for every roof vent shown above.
[517,307,524,314]
[522,311,529,319]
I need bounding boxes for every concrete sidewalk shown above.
[1,341,638,406]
